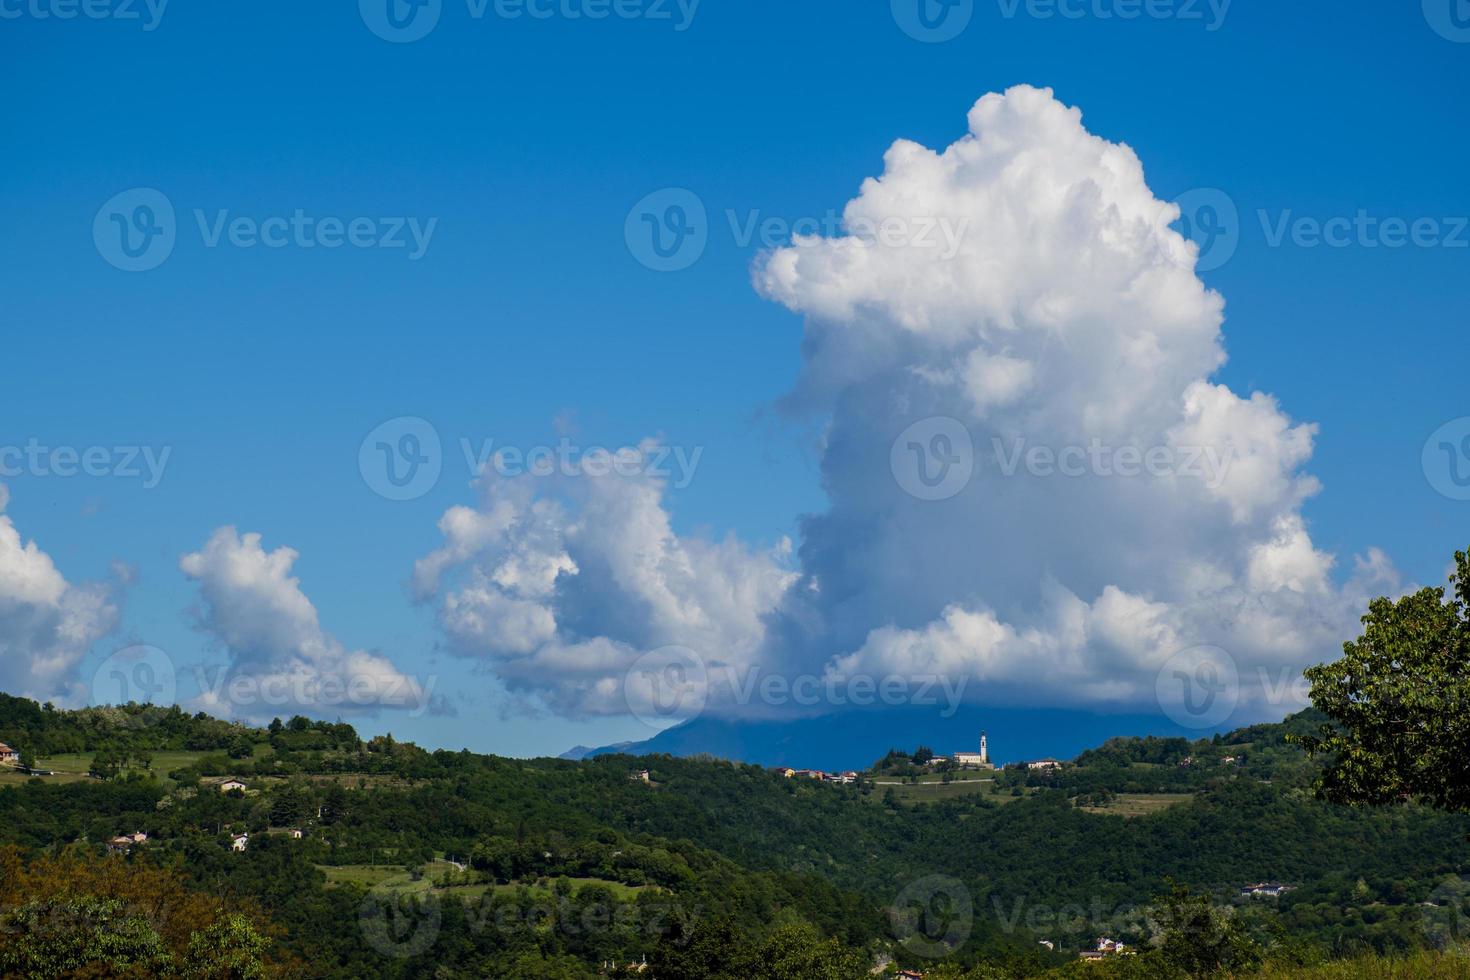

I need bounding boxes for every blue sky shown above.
[2,0,1467,757]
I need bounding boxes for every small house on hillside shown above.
[230,833,249,852]
[1027,758,1064,771]
[0,743,19,764]
[218,779,247,793]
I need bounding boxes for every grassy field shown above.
[317,862,651,903]
[1246,949,1470,978]
[868,779,1025,806]
[1080,793,1194,817]
[0,743,274,787]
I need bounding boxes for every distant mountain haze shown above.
[573,705,1239,771]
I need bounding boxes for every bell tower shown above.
[980,731,989,765]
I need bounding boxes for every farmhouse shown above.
[218,779,247,793]
[230,833,249,852]
[0,742,19,764]
[1027,758,1064,771]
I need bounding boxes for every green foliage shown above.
[1152,883,1264,977]
[1298,547,1470,813]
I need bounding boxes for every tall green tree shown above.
[1296,547,1470,811]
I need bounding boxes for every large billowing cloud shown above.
[417,85,1392,724]
[181,527,433,720]
[412,443,796,718]
[756,84,1391,718]
[0,484,122,702]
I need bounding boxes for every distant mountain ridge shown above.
[575,704,1246,770]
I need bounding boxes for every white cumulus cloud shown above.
[181,527,432,720]
[0,483,122,702]
[413,442,795,718]
[418,85,1395,726]
[753,84,1392,718]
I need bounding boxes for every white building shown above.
[953,732,994,769]
[230,834,249,852]
[0,743,19,764]
[218,779,247,793]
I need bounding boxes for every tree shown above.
[90,749,122,780]
[1296,547,1470,812]
[1150,883,1261,977]
[912,746,935,766]
[18,749,35,770]
[178,913,273,980]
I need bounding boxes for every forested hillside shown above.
[2,694,1468,978]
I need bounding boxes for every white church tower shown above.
[980,731,989,765]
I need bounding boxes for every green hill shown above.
[2,694,1469,978]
